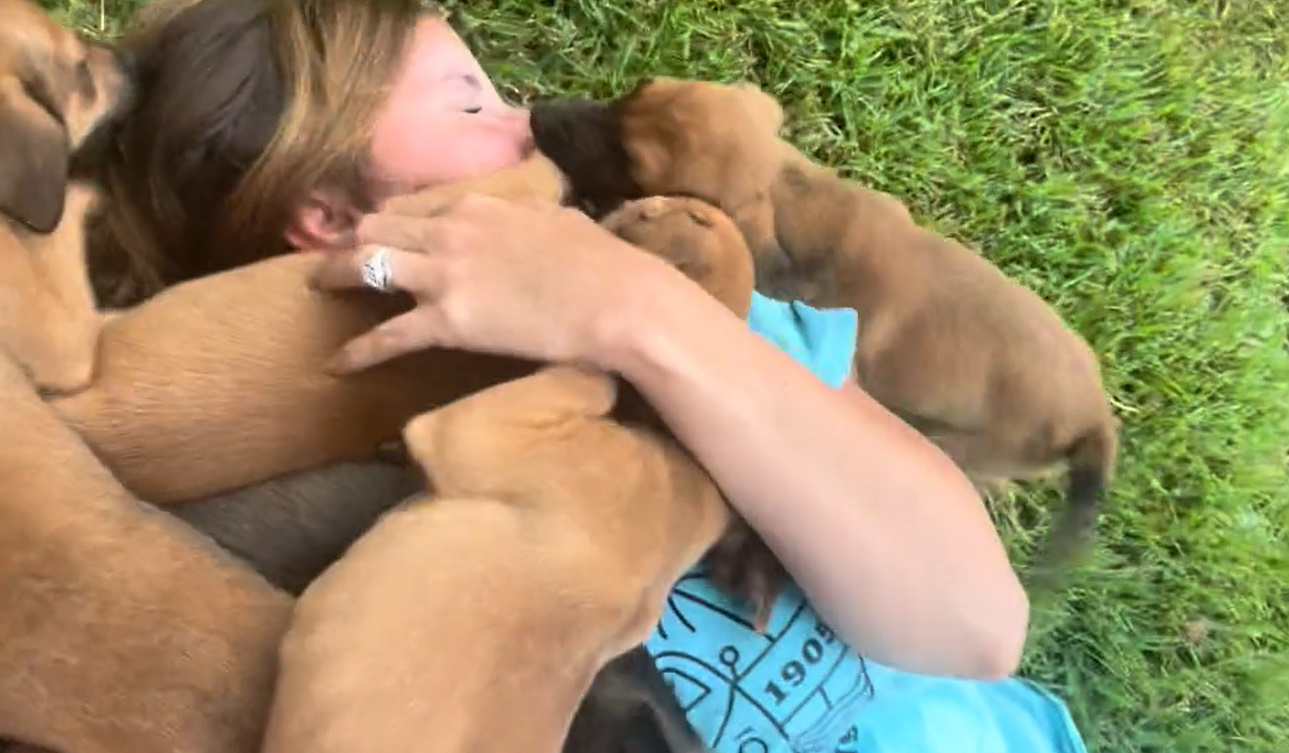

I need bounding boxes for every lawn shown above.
[51,0,1289,750]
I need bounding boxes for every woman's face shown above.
[367,15,532,198]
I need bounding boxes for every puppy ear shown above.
[733,82,785,136]
[0,101,69,233]
[624,137,674,193]
[627,76,656,97]
[401,410,444,479]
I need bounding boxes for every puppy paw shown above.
[603,196,755,317]
[401,365,619,480]
[704,523,788,632]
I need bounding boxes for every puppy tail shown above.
[1036,415,1120,578]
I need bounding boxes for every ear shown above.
[401,409,444,479]
[624,136,674,194]
[626,75,656,98]
[284,188,362,250]
[0,100,69,233]
[733,83,785,136]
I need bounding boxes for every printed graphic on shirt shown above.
[644,569,874,753]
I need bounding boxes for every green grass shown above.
[51,0,1289,750]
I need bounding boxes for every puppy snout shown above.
[530,97,642,209]
[529,99,608,153]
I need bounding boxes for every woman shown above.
[96,1,1085,751]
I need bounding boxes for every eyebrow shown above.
[438,70,481,89]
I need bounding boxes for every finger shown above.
[308,244,432,295]
[357,212,454,251]
[324,307,451,375]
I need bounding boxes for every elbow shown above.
[943,475,1031,681]
[964,577,1030,681]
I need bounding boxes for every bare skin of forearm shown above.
[596,275,1030,680]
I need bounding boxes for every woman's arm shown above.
[595,274,1030,681]
[313,199,1028,679]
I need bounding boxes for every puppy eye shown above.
[464,106,482,114]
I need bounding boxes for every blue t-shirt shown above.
[642,292,1087,753]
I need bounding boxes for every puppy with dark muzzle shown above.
[530,77,1120,575]
[0,0,135,395]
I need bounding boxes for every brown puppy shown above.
[530,77,1120,569]
[0,0,134,394]
[260,196,750,753]
[0,345,293,753]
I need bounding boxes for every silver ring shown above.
[360,247,395,294]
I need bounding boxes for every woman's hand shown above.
[309,194,683,374]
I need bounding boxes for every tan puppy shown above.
[261,196,750,753]
[530,77,1120,569]
[0,0,134,394]
[0,345,293,753]
[46,155,566,504]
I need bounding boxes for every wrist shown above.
[593,269,751,406]
[590,259,699,378]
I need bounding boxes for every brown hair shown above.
[92,0,425,305]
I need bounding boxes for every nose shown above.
[496,105,534,155]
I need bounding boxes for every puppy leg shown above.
[0,352,292,753]
[401,364,619,479]
[565,645,707,753]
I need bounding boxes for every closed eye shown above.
[459,73,483,114]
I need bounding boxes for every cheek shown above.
[371,116,531,190]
